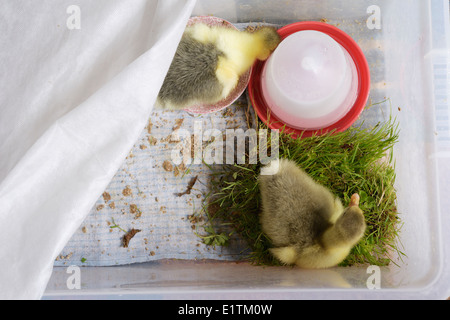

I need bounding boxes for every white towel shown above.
[0,0,197,300]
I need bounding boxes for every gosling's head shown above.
[253,27,282,60]
[335,193,366,245]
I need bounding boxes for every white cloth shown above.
[0,0,196,300]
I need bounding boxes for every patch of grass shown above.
[193,114,404,267]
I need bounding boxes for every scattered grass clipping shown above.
[194,116,404,267]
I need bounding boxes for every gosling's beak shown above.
[349,193,360,207]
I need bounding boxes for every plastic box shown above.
[43,0,450,299]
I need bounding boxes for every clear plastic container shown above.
[44,0,450,299]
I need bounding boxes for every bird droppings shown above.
[162,160,173,172]
[122,186,132,197]
[122,229,141,248]
[146,118,153,134]
[55,252,73,262]
[172,118,184,130]
[148,135,158,146]
[222,108,236,118]
[173,166,180,177]
[130,204,142,219]
[175,176,198,197]
[102,192,111,202]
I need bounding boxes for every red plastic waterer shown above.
[248,21,370,138]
